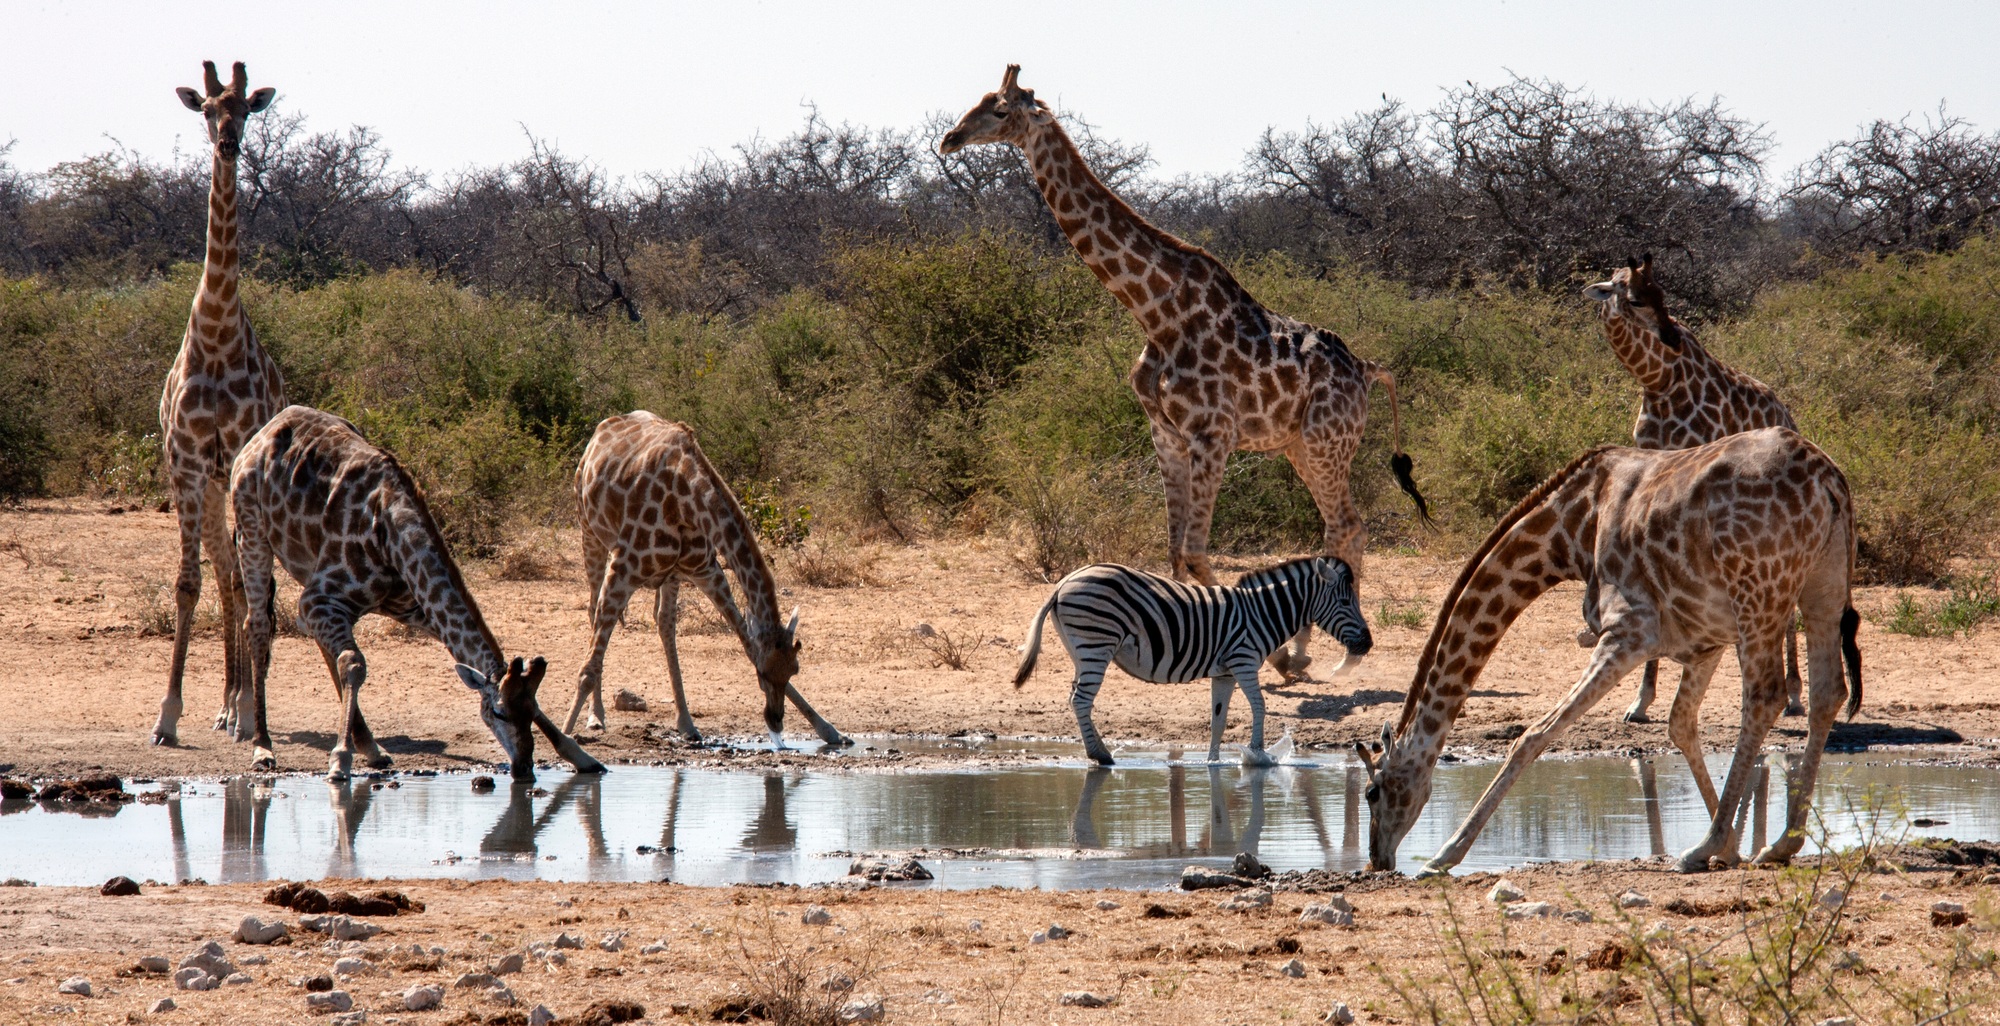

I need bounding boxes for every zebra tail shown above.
[1014,593,1057,688]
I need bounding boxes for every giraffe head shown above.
[1307,557,1373,659]
[175,61,275,163]
[1582,253,1683,351]
[938,64,1052,154]
[753,609,804,735]
[455,657,547,780]
[1357,722,1431,871]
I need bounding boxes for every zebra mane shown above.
[1233,556,1319,593]
[1395,446,1617,736]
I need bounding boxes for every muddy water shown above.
[2,743,1990,888]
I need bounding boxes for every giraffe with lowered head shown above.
[1583,254,1802,722]
[231,405,606,781]
[1356,428,1860,874]
[940,65,1430,679]
[565,412,848,749]
[152,61,286,747]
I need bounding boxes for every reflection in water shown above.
[3,748,1994,887]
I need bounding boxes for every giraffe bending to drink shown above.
[231,406,606,781]
[1356,428,1860,875]
[940,66,1429,679]
[153,61,287,746]
[1583,254,1803,721]
[566,412,847,749]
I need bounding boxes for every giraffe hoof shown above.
[1575,628,1600,648]
[151,731,177,747]
[1622,708,1652,724]
[252,748,276,772]
[1414,862,1452,879]
[1674,855,1712,874]
[1782,702,1805,718]
[365,753,395,770]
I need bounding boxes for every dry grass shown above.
[495,529,578,582]
[781,537,881,589]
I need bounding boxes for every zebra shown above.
[1013,556,1372,766]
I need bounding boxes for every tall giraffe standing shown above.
[231,405,606,780]
[940,66,1429,678]
[565,412,848,748]
[1584,254,1802,721]
[1355,429,1860,874]
[151,61,286,746]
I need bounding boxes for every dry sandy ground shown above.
[3,853,2000,1025]
[1,500,1995,780]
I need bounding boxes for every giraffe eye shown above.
[1365,785,1381,802]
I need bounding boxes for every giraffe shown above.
[230,405,607,782]
[1584,253,1805,722]
[565,411,848,749]
[152,61,287,747]
[1354,428,1861,874]
[940,65,1430,679]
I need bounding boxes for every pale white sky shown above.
[6,0,1998,186]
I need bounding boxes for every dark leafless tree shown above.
[1787,108,2000,254]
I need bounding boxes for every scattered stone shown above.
[137,957,171,974]
[1503,901,1555,920]
[1819,887,1848,911]
[1094,899,1120,911]
[1323,1000,1356,1024]
[173,968,218,991]
[1218,888,1273,912]
[471,776,497,793]
[303,915,381,941]
[1180,865,1252,890]
[1482,723,1526,741]
[613,689,648,712]
[149,997,177,1013]
[553,931,585,949]
[1277,958,1305,978]
[1617,890,1650,909]
[822,973,856,993]
[801,905,833,926]
[1813,1018,1856,1026]
[240,954,269,966]
[487,986,518,1006]
[333,957,371,976]
[1835,949,1864,971]
[100,876,140,897]
[331,1012,367,1026]
[180,940,233,977]
[541,951,569,968]
[578,1000,646,1025]
[1142,903,1191,919]
[1300,897,1355,927]
[1059,991,1113,1007]
[529,1005,555,1026]
[639,942,668,955]
[1487,879,1526,905]
[1561,909,1595,924]
[57,976,91,997]
[1046,923,1071,940]
[1932,900,1966,915]
[966,919,982,932]
[838,995,884,1022]
[848,856,933,881]
[1643,922,1675,944]
[303,974,335,992]
[224,972,253,985]
[453,973,500,990]
[1933,901,1971,927]
[306,989,354,1012]
[266,882,332,914]
[920,988,955,1005]
[0,779,30,799]
[1232,851,1272,879]
[599,931,627,952]
[403,984,444,1011]
[235,915,290,945]
[492,953,525,976]
[1029,931,1047,945]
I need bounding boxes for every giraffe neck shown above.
[1603,308,1677,392]
[387,488,507,680]
[1018,118,1188,317]
[1394,466,1597,770]
[192,148,246,354]
[716,504,784,657]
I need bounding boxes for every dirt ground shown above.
[1,499,1994,781]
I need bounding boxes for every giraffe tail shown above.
[1367,365,1433,527]
[1013,592,1058,688]
[1840,605,1862,720]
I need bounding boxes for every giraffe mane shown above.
[1394,445,1618,736]
[374,446,506,669]
[1036,114,1245,276]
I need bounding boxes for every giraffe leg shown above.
[568,554,635,734]
[1421,634,1649,875]
[1145,418,1197,582]
[298,592,364,782]
[782,684,850,748]
[1756,602,1848,864]
[236,501,279,772]
[1283,432,1366,679]
[199,479,253,741]
[154,479,207,746]
[1676,632,1789,872]
[1178,429,1235,588]
[1623,660,1662,723]
[652,581,702,742]
[1782,620,1804,716]
[1231,658,1275,767]
[1665,649,1725,816]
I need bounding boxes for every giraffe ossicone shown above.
[942,65,1430,679]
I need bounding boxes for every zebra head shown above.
[1308,557,1372,658]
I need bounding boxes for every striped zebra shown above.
[1014,556,1372,766]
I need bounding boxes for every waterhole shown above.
[3,742,1989,888]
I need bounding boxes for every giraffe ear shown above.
[1582,280,1617,302]
[785,607,801,644]
[177,87,204,112]
[247,87,276,113]
[1379,721,1396,759]
[454,663,493,691]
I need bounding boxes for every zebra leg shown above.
[1207,675,1234,763]
[1070,666,1115,766]
[1233,660,1275,767]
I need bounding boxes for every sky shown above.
[5,0,1998,188]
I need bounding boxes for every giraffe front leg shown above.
[154,482,207,746]
[326,650,365,782]
[200,481,254,741]
[653,582,702,743]
[1666,650,1725,816]
[1279,433,1365,682]
[1755,611,1845,865]
[237,514,279,772]
[783,684,850,748]
[1624,660,1661,723]
[568,556,634,734]
[1782,622,1804,717]
[1145,418,1197,583]
[1179,429,1235,588]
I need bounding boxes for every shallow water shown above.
[2,743,1990,889]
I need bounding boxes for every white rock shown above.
[822,973,856,993]
[172,967,217,991]
[1059,991,1112,1007]
[403,984,444,1011]
[1617,889,1650,909]
[966,919,982,933]
[57,976,91,997]
[235,915,290,945]
[137,956,171,974]
[331,1013,367,1026]
[639,943,668,955]
[240,954,269,966]
[801,905,833,926]
[838,994,885,1022]
[491,953,524,976]
[1028,931,1048,945]
[1503,901,1555,920]
[1324,1000,1356,1024]
[224,972,253,985]
[920,988,955,1005]
[179,940,234,977]
[1277,958,1305,978]
[1819,887,1848,911]
[529,1006,556,1026]
[330,916,380,941]
[1561,909,1595,924]
[1813,1018,1856,1026]
[333,957,371,976]
[453,972,500,990]
[540,950,567,967]
[1301,895,1355,926]
[599,931,626,952]
[1218,888,1273,912]
[552,932,585,949]
[1095,899,1120,911]
[149,997,177,1013]
[613,688,647,712]
[1487,879,1526,905]
[306,989,354,1012]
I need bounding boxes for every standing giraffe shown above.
[940,65,1429,678]
[152,61,286,746]
[1583,254,1802,721]
[566,412,848,748]
[1356,429,1860,874]
[231,405,606,781]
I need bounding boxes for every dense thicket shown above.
[1,78,1995,584]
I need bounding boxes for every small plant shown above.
[1884,574,2000,638]
[1378,598,1428,630]
[740,481,813,548]
[723,904,882,1026]
[914,624,975,671]
[783,537,878,589]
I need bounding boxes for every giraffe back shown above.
[575,411,764,587]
